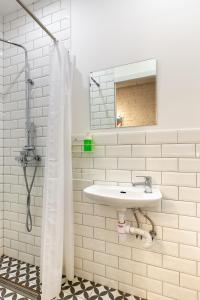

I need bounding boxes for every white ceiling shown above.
[0,0,33,16]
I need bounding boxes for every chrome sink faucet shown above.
[132,176,152,193]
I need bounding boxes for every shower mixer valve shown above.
[15,149,41,167]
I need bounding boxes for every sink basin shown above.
[84,185,162,208]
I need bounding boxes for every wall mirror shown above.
[89,59,157,129]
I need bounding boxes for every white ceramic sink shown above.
[84,185,162,208]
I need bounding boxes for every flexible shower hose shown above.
[23,166,37,232]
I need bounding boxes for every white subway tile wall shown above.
[72,129,200,300]
[3,0,70,265]
[0,16,3,255]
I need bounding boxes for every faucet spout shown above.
[132,176,152,193]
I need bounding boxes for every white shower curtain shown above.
[41,42,74,300]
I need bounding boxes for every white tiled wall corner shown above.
[2,0,70,265]
[73,128,200,300]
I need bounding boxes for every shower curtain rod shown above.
[0,38,27,51]
[16,0,58,43]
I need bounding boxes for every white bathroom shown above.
[0,1,200,300]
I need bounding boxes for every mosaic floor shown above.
[0,255,146,300]
[0,285,29,300]
[0,255,41,293]
[59,277,144,300]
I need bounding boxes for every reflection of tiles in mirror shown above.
[0,256,146,300]
[0,255,41,294]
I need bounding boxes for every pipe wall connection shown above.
[117,221,153,248]
[117,210,154,248]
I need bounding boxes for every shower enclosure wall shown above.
[1,0,70,267]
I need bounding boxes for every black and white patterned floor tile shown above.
[0,255,41,293]
[59,277,146,300]
[0,285,29,300]
[0,256,146,300]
